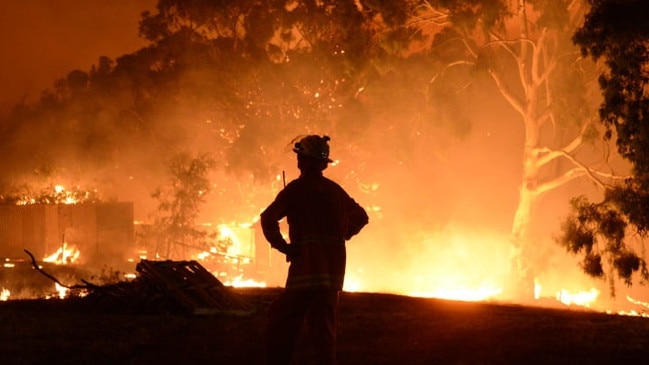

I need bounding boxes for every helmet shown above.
[293,135,333,162]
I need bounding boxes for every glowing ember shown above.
[1,288,10,301]
[43,243,80,265]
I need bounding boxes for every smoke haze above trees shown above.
[0,0,157,112]
[0,0,639,303]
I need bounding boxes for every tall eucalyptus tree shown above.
[407,0,619,298]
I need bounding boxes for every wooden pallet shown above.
[136,260,252,315]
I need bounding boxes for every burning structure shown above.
[0,202,134,266]
[0,201,135,299]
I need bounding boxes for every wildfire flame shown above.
[224,274,266,288]
[43,243,80,265]
[1,288,10,301]
[407,280,503,302]
[16,184,83,205]
[617,296,649,317]
[0,209,639,316]
[217,223,254,257]
[187,222,266,288]
[48,283,69,299]
[344,225,511,302]
[55,185,78,205]
[555,288,600,307]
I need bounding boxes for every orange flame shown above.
[224,274,267,288]
[344,225,510,302]
[0,288,9,301]
[43,243,80,265]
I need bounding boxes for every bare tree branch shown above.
[429,60,475,85]
[532,29,558,88]
[536,167,589,195]
[535,119,594,167]
[488,69,525,116]
[408,1,451,28]
[536,150,628,196]
[24,249,94,290]
[487,33,530,96]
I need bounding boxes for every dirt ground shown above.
[1,287,649,365]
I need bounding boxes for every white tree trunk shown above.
[509,157,539,300]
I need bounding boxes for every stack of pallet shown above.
[135,260,253,315]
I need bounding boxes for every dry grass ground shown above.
[1,288,649,364]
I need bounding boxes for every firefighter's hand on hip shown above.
[284,243,301,262]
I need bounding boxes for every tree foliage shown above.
[138,153,216,259]
[558,194,648,292]
[573,0,649,175]
[557,0,649,291]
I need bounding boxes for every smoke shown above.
[0,0,156,113]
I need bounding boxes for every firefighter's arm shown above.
[345,200,369,240]
[260,208,290,254]
[261,189,301,261]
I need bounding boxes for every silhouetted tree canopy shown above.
[574,0,649,175]
[557,0,649,293]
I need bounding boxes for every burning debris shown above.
[22,249,253,315]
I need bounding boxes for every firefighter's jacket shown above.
[261,171,369,290]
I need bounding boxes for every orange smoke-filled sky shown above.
[0,0,156,113]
